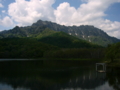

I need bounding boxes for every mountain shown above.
[0,20,120,46]
[36,28,101,48]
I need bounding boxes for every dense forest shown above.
[105,42,120,62]
[0,30,120,60]
[0,38,58,58]
[0,37,104,59]
[0,27,106,59]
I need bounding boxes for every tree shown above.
[105,43,120,62]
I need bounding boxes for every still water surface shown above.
[0,60,119,90]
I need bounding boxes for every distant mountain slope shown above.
[0,20,120,46]
[36,29,101,48]
[31,20,120,46]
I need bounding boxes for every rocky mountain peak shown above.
[0,20,120,46]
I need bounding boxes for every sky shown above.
[0,0,120,39]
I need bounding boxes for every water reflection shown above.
[59,71,107,90]
[0,84,30,90]
[0,60,120,90]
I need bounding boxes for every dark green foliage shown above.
[105,42,120,62]
[44,48,105,59]
[35,28,57,38]
[0,38,58,58]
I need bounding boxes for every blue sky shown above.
[0,0,120,39]
[104,3,120,22]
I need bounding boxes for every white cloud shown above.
[4,0,120,39]
[0,16,14,27]
[54,2,77,25]
[2,10,5,13]
[0,30,2,32]
[8,0,55,26]
[54,0,120,25]
[54,0,120,38]
[0,3,3,7]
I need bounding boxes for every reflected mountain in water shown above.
[0,60,119,90]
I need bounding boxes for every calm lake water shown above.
[0,59,119,90]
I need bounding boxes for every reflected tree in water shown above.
[106,67,120,90]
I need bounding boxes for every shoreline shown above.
[0,58,119,67]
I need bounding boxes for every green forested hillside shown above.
[0,29,103,59]
[37,29,101,48]
[0,38,58,58]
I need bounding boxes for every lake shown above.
[0,59,119,90]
